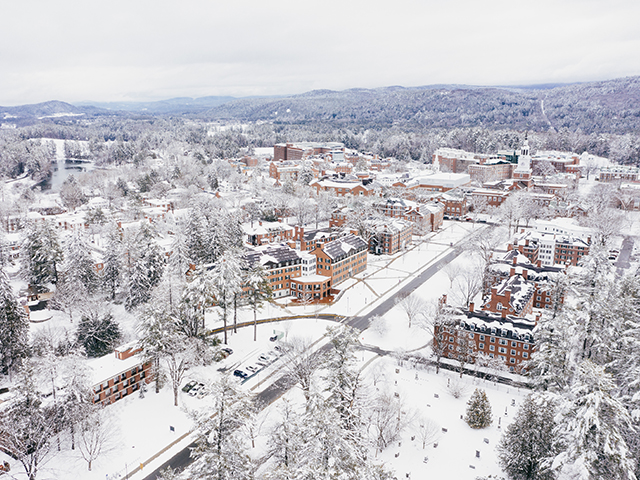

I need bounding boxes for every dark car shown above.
[269,335,278,342]
[233,369,248,379]
[222,347,234,355]
[182,380,197,393]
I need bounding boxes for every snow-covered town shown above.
[1,125,640,480]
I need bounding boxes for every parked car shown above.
[182,380,197,393]
[269,335,278,342]
[196,387,210,399]
[258,354,272,363]
[246,365,259,373]
[189,383,205,396]
[233,369,248,379]
[222,347,234,355]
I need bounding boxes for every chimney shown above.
[501,309,508,319]
[537,260,541,268]
[510,267,515,277]
[522,269,528,280]
[469,302,474,312]
[512,256,517,266]
[259,221,263,226]
[440,294,447,306]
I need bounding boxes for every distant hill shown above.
[0,100,105,124]
[201,77,640,135]
[75,95,237,114]
[3,76,640,134]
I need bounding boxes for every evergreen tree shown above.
[191,376,255,480]
[497,394,559,480]
[125,223,164,310]
[464,388,493,429]
[0,266,29,375]
[553,361,636,480]
[76,313,121,357]
[21,222,62,290]
[61,231,98,295]
[102,224,123,300]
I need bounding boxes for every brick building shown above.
[366,219,413,255]
[482,275,535,317]
[310,178,376,197]
[244,243,303,298]
[434,308,536,373]
[312,234,368,287]
[243,221,295,246]
[90,344,152,406]
[508,229,590,267]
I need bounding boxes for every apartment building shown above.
[508,229,590,267]
[243,221,295,246]
[367,219,413,255]
[312,234,368,287]
[90,344,152,407]
[244,243,303,298]
[434,308,536,373]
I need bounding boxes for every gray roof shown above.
[322,234,367,261]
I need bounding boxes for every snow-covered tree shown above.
[190,375,255,480]
[76,312,121,358]
[465,388,493,429]
[101,224,123,300]
[21,221,62,290]
[244,263,272,342]
[395,292,426,328]
[0,265,28,376]
[210,250,244,344]
[0,361,58,480]
[61,231,98,295]
[497,394,559,480]
[76,408,110,471]
[553,361,636,480]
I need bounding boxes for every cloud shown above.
[1,0,639,104]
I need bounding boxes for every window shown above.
[510,349,516,356]
[499,347,507,354]
[499,339,507,345]
[523,352,529,359]
[479,343,485,350]
[523,344,529,350]
[490,337,495,343]
[449,337,454,343]
[448,345,453,350]
[511,342,517,347]
[489,345,495,351]
[479,335,485,341]
[510,358,516,364]
[499,355,506,361]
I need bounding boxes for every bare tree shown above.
[76,409,111,471]
[451,263,483,308]
[414,416,440,449]
[422,299,455,374]
[367,391,413,452]
[283,337,320,409]
[395,292,426,328]
[454,326,475,378]
[443,262,463,289]
[163,337,198,407]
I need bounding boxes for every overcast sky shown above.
[1,0,639,106]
